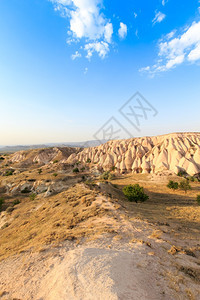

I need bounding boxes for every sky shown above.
[0,0,200,145]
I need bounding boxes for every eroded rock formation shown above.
[66,133,200,176]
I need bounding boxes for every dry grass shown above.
[0,184,117,261]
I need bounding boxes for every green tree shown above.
[196,195,200,205]
[123,184,149,203]
[167,180,179,190]
[179,180,192,194]
[73,167,79,173]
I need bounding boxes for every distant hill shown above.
[0,140,107,154]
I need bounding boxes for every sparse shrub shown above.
[29,193,37,201]
[73,167,79,173]
[85,180,96,187]
[100,171,110,180]
[123,184,149,203]
[75,161,81,165]
[0,156,5,160]
[6,206,14,213]
[81,167,85,172]
[53,160,58,164]
[111,166,116,172]
[21,187,31,194]
[1,222,9,229]
[81,175,85,181]
[12,199,20,206]
[188,176,195,182]
[177,170,187,177]
[53,173,58,177]
[167,180,179,190]
[179,180,192,194]
[38,169,42,174]
[196,195,200,205]
[108,173,115,180]
[4,170,14,176]
[0,197,4,211]
[86,158,91,163]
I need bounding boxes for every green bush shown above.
[86,158,91,163]
[111,166,116,172]
[29,193,37,201]
[0,197,4,211]
[188,176,195,182]
[196,195,200,205]
[53,173,58,177]
[81,167,85,172]
[100,171,110,180]
[12,199,20,206]
[177,170,187,177]
[73,167,79,173]
[38,169,42,174]
[4,170,14,176]
[123,184,149,203]
[53,160,58,164]
[167,180,179,190]
[179,180,192,194]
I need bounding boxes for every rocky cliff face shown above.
[66,133,200,176]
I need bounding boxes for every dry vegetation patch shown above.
[0,184,118,261]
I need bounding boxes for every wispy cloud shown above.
[118,22,127,39]
[84,67,88,74]
[71,51,81,60]
[84,41,109,59]
[162,0,168,6]
[152,11,166,25]
[140,20,200,75]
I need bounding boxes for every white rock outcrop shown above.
[67,133,200,176]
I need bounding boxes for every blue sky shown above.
[0,0,200,145]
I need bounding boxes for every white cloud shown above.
[134,12,137,18]
[84,41,109,59]
[166,30,176,40]
[152,11,166,25]
[104,23,113,43]
[118,22,127,39]
[71,51,82,60]
[140,20,200,75]
[162,0,168,6]
[188,43,200,61]
[51,0,114,59]
[84,67,88,74]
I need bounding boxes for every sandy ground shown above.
[0,214,200,300]
[0,237,175,300]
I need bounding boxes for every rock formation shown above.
[66,133,200,176]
